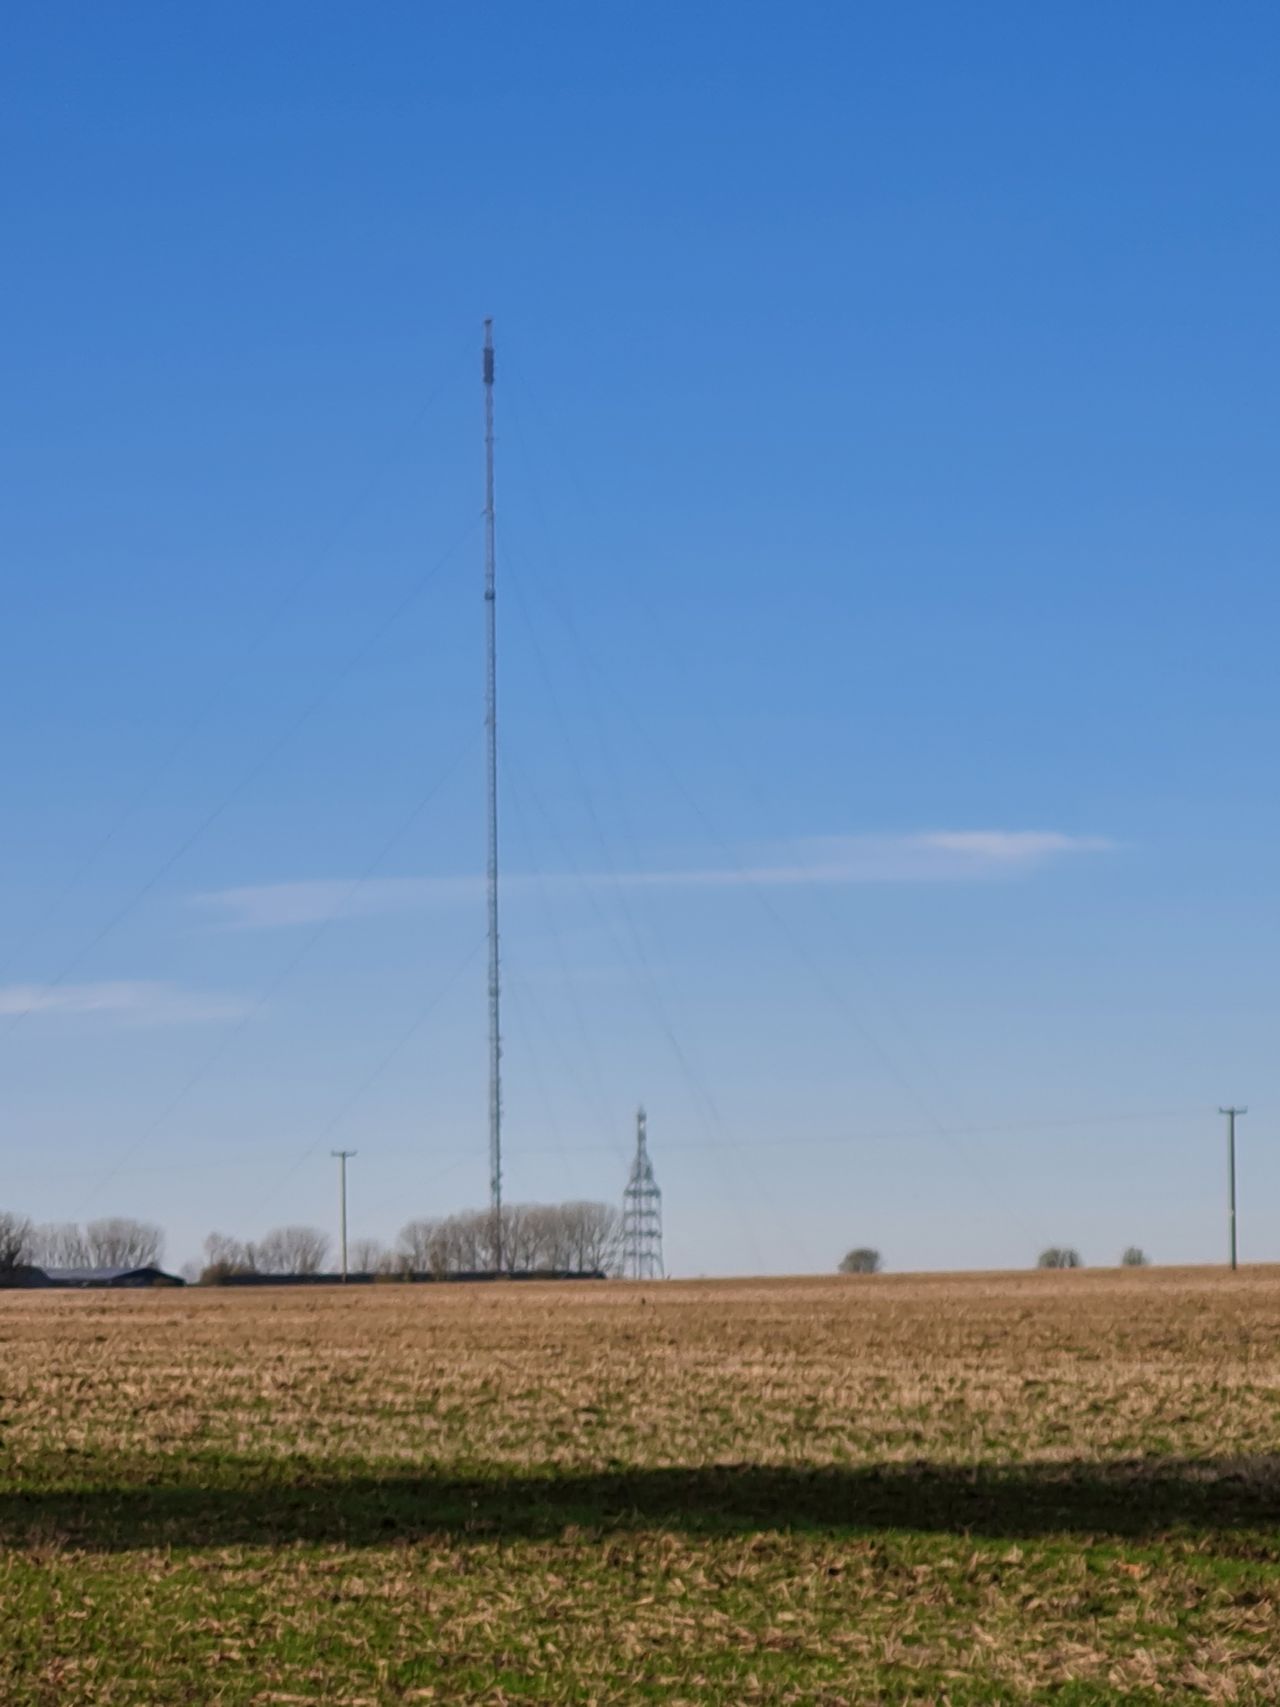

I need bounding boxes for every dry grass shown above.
[2,1268,1279,1702]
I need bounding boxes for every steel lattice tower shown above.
[622,1106,664,1279]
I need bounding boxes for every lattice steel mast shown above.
[623,1106,663,1279]
[483,320,503,1270]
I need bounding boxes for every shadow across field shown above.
[3,1459,1280,1551]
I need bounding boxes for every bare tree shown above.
[423,1210,489,1273]
[204,1232,257,1272]
[514,1204,562,1270]
[200,1232,258,1284]
[27,1219,163,1272]
[255,1225,330,1275]
[1037,1247,1082,1270]
[83,1218,164,1269]
[0,1211,33,1272]
[839,1247,882,1275]
[501,1203,537,1271]
[398,1218,444,1273]
[505,1201,621,1273]
[558,1201,622,1274]
[348,1237,386,1274]
[30,1222,90,1268]
[453,1210,492,1272]
[517,1203,567,1270]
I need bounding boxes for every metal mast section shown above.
[483,319,503,1272]
[1219,1106,1246,1272]
[622,1106,664,1279]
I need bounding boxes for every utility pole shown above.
[1219,1108,1246,1272]
[483,318,503,1274]
[331,1149,356,1282]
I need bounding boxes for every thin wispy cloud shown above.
[650,830,1115,888]
[196,830,1112,930]
[0,981,246,1026]
[197,875,483,931]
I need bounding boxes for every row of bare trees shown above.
[198,1202,622,1281]
[397,1202,622,1276]
[201,1226,331,1280]
[0,1211,163,1273]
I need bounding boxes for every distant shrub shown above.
[1121,1246,1150,1267]
[201,1233,257,1280]
[839,1247,882,1275]
[1037,1246,1082,1270]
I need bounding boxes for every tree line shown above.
[0,1208,1160,1284]
[200,1201,623,1282]
[0,1212,163,1272]
[0,1200,622,1283]
[399,1201,621,1275]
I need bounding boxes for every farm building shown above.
[0,1265,185,1290]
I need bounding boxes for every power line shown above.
[259,932,487,1210]
[73,732,478,1213]
[0,358,465,990]
[502,529,1030,1240]
[1,515,479,1045]
[498,751,630,1158]
[494,359,1006,1245]
[500,351,983,1130]
[492,619,767,1270]
[503,973,573,1174]
[465,1104,1215,1158]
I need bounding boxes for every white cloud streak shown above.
[196,875,483,931]
[196,830,1112,930]
[0,981,246,1025]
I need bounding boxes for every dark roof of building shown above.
[45,1267,137,1282]
[40,1265,185,1287]
[205,1268,606,1286]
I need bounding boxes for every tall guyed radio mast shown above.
[483,320,503,1269]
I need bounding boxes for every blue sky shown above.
[3,2,1279,1275]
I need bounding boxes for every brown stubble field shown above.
[2,1269,1280,1704]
